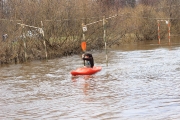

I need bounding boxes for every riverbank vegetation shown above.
[0,0,180,64]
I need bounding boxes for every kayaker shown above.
[82,53,94,68]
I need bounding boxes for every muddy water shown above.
[1,40,180,120]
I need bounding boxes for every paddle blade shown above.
[81,42,86,52]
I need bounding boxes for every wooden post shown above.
[103,16,108,66]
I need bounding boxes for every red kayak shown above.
[71,66,102,76]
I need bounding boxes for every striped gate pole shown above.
[103,16,108,66]
[157,20,171,45]
[40,21,48,61]
[157,20,161,44]
[17,22,47,61]
[167,21,171,44]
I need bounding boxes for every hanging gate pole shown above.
[157,20,161,44]
[40,21,48,61]
[103,16,108,66]
[83,15,117,66]
[21,24,27,62]
[168,21,171,44]
[82,23,87,42]
[17,22,48,61]
[157,20,171,45]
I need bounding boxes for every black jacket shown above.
[82,53,94,68]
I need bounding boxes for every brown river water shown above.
[1,40,180,120]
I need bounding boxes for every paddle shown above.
[81,42,86,52]
[81,42,86,66]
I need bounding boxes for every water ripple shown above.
[1,43,180,119]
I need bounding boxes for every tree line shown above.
[0,0,180,64]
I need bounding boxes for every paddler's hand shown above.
[82,54,85,58]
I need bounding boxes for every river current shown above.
[1,40,180,120]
